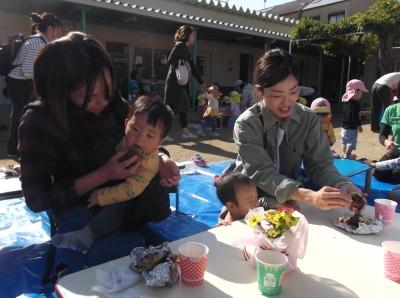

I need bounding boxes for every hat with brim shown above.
[342,79,368,102]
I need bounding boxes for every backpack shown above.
[0,33,45,76]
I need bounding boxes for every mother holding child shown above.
[0,32,180,297]
[219,49,362,224]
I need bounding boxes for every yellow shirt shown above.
[321,122,336,146]
[97,139,159,206]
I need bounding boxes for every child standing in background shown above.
[203,85,221,137]
[310,97,336,146]
[341,79,368,159]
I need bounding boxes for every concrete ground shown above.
[0,107,387,168]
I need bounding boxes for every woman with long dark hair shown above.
[0,32,179,297]
[6,12,62,156]
[164,25,206,140]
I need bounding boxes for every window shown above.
[328,11,345,24]
[133,47,172,81]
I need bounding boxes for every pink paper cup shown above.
[382,241,400,282]
[178,242,209,287]
[374,199,398,227]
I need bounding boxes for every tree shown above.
[291,0,400,76]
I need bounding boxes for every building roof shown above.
[179,0,296,25]
[64,0,295,40]
[263,0,347,17]
[262,0,314,16]
[303,0,346,10]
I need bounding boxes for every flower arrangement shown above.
[234,207,308,273]
[247,209,299,239]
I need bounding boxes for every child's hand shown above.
[358,126,363,133]
[217,211,233,227]
[88,191,99,208]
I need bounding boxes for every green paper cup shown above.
[255,250,288,296]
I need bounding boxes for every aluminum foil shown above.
[333,214,384,234]
[130,242,179,287]
[142,260,180,287]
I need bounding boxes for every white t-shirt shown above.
[375,72,400,89]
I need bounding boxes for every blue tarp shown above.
[1,159,398,297]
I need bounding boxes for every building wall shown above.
[300,1,351,22]
[0,10,265,105]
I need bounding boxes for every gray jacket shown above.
[233,101,348,202]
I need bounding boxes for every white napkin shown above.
[91,263,152,298]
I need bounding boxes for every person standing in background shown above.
[370,72,400,132]
[164,25,206,140]
[6,12,62,157]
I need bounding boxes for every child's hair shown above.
[30,12,62,33]
[215,172,253,206]
[208,86,218,93]
[130,70,137,80]
[34,31,115,132]
[127,95,174,138]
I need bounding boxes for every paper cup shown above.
[374,199,398,227]
[255,250,288,296]
[382,241,400,282]
[178,242,209,287]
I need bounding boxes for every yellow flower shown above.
[247,215,262,228]
[267,229,278,238]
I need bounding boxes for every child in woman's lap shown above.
[52,96,173,253]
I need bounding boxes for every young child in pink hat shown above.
[310,97,336,146]
[341,79,368,159]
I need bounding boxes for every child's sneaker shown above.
[196,128,206,137]
[165,135,174,142]
[192,153,207,167]
[189,122,201,130]
[182,132,198,140]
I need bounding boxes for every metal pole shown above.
[339,58,345,101]
[81,7,87,32]
[191,30,198,111]
[317,50,323,93]
[289,40,293,55]
[347,55,352,82]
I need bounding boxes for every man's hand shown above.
[88,191,100,208]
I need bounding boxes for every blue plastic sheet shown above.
[0,198,50,250]
[2,159,398,297]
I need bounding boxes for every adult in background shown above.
[232,49,361,211]
[164,25,206,140]
[6,12,62,156]
[370,72,400,132]
[376,98,400,183]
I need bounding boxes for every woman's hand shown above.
[308,186,352,210]
[384,139,398,157]
[100,151,141,181]
[159,154,180,187]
